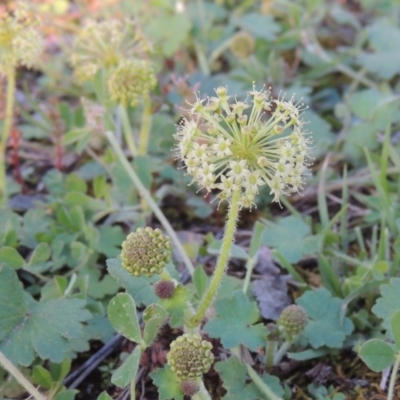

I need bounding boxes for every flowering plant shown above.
[175,86,312,208]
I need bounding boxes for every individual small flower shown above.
[121,227,171,277]
[71,18,152,82]
[278,304,308,341]
[180,380,200,396]
[174,85,312,208]
[107,59,156,107]
[167,333,214,380]
[229,31,255,59]
[0,2,44,73]
[154,280,175,299]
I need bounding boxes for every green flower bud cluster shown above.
[0,2,43,72]
[108,59,156,107]
[229,31,255,59]
[167,333,214,380]
[278,304,308,340]
[71,18,156,106]
[175,85,312,207]
[121,227,171,277]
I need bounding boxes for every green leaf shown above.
[150,365,183,400]
[288,348,330,361]
[50,358,71,382]
[159,285,190,328]
[232,13,280,40]
[297,288,354,349]
[262,216,321,263]
[357,22,400,79]
[111,346,141,388]
[391,310,400,350]
[0,266,27,341]
[372,278,400,330]
[142,304,168,347]
[204,291,268,351]
[193,266,208,298]
[207,240,249,260]
[96,226,126,258]
[146,13,192,57]
[0,247,25,269]
[29,243,51,266]
[306,111,335,158]
[107,258,158,306]
[32,365,54,389]
[0,267,92,366]
[97,392,113,400]
[215,357,285,400]
[359,339,396,372]
[53,389,78,400]
[97,393,113,400]
[107,293,142,343]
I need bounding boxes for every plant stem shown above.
[105,130,194,276]
[119,105,138,157]
[273,341,291,365]
[0,65,16,205]
[245,363,282,400]
[265,340,277,368]
[0,352,47,400]
[130,378,135,400]
[189,189,241,327]
[192,381,212,400]
[388,355,400,400]
[242,255,256,295]
[138,96,152,156]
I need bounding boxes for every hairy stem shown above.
[105,130,194,276]
[245,363,282,400]
[0,65,16,205]
[138,96,152,156]
[189,189,241,327]
[0,352,47,400]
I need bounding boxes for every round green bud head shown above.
[279,305,308,337]
[229,31,255,59]
[108,59,156,107]
[121,227,171,277]
[167,333,214,380]
[154,280,175,299]
[180,380,200,396]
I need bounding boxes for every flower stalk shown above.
[189,188,241,327]
[139,96,152,156]
[0,64,15,205]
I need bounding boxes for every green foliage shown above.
[297,288,354,349]
[107,293,142,344]
[215,357,285,400]
[262,216,321,263]
[359,339,396,372]
[0,266,92,366]
[111,346,141,388]
[372,278,400,330]
[150,365,184,400]
[204,291,268,351]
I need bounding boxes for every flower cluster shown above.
[71,19,156,106]
[0,2,43,73]
[175,86,312,208]
[120,227,171,277]
[167,333,214,380]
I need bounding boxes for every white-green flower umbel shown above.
[175,86,312,208]
[0,2,43,73]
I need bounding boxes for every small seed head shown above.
[229,31,255,59]
[279,305,308,339]
[154,280,175,299]
[121,227,171,277]
[180,380,200,396]
[167,333,214,380]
